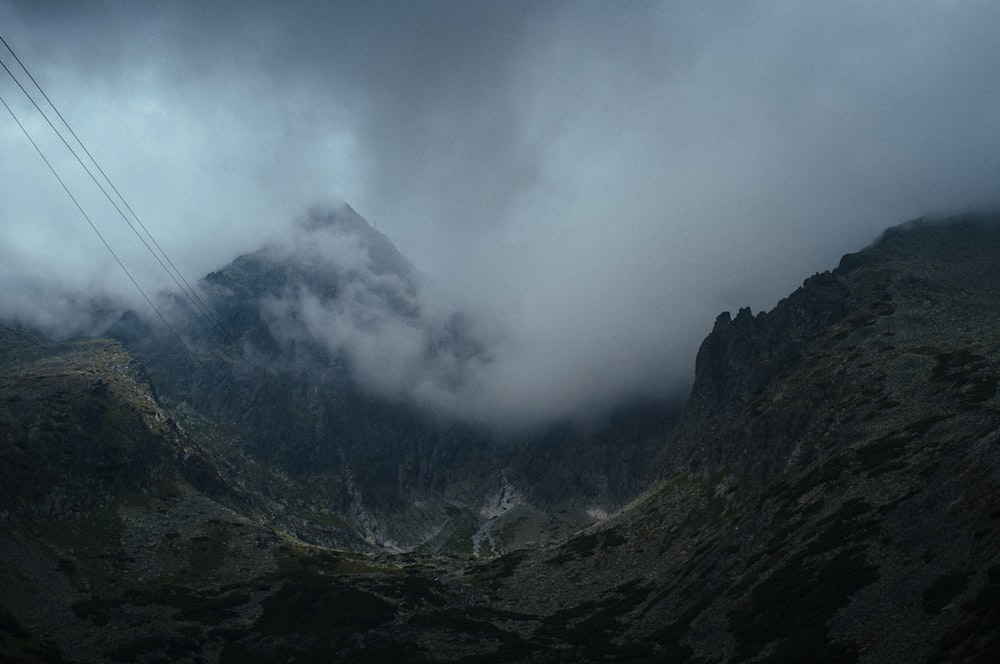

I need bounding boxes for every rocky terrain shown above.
[484,215,1000,662]
[1,213,999,662]
[103,205,676,555]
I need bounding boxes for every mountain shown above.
[104,203,677,554]
[482,214,1000,661]
[2,212,999,662]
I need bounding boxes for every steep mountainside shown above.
[1,213,999,663]
[484,214,1000,662]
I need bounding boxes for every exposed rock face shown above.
[681,269,853,476]
[677,215,1000,479]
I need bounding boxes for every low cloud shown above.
[222,206,707,432]
[2,2,1000,431]
[237,207,495,423]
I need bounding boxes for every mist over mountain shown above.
[3,201,686,433]
[200,205,492,421]
[203,203,692,432]
[4,2,1000,435]
[4,3,1000,660]
[58,201,677,555]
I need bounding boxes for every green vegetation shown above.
[851,415,954,476]
[374,572,449,608]
[408,607,537,661]
[36,508,126,591]
[931,349,998,406]
[179,520,235,582]
[257,572,395,636]
[73,583,253,629]
[107,634,201,662]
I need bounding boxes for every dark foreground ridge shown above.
[2,213,1000,662]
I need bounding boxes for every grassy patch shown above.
[73,583,253,629]
[215,567,402,663]
[39,508,125,590]
[134,585,251,624]
[851,415,954,476]
[931,349,997,405]
[374,573,449,608]
[804,499,879,556]
[255,569,396,638]
[482,549,528,578]
[70,597,121,626]
[107,634,200,662]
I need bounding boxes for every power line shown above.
[0,33,260,370]
[0,39,218,336]
[0,92,202,366]
[0,323,71,362]
[0,34,238,352]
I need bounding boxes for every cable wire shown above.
[0,92,203,367]
[0,33,260,370]
[0,323,69,361]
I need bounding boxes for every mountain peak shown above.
[295,201,367,233]
[292,203,414,278]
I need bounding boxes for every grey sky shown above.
[2,1,1000,427]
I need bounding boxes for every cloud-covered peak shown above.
[297,203,415,280]
[201,204,498,426]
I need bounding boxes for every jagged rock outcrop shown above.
[675,214,1000,480]
[680,269,853,476]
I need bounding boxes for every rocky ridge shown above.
[484,214,1000,661]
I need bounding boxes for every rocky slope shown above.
[482,214,1000,661]
[1,213,999,663]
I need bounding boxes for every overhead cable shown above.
[0,33,259,370]
[0,34,238,351]
[0,91,202,366]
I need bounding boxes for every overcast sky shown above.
[2,1,1000,427]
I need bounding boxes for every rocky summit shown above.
[2,213,999,662]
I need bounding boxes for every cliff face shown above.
[679,269,854,476]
